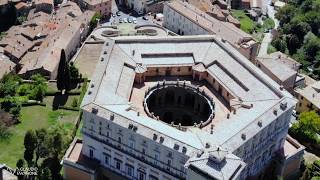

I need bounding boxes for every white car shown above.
[119,18,123,23]
[123,18,128,23]
[133,20,137,24]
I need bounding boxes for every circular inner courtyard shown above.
[145,84,215,126]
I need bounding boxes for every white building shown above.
[119,0,162,14]
[163,1,259,61]
[63,35,299,180]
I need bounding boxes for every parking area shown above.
[101,10,161,27]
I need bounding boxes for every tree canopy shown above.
[289,111,320,144]
[274,0,320,79]
[19,125,72,179]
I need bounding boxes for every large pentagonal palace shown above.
[63,35,298,180]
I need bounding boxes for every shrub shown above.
[71,98,78,108]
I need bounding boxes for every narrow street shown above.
[257,0,279,57]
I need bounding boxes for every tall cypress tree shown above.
[57,49,66,91]
[64,62,71,92]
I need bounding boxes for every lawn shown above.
[0,105,78,167]
[231,10,256,34]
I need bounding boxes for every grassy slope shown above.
[0,106,78,167]
[231,10,255,34]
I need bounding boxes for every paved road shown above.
[266,1,279,28]
[258,32,272,57]
[257,0,280,57]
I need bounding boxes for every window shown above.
[126,164,134,177]
[154,152,160,165]
[138,171,146,180]
[89,149,93,158]
[177,67,180,72]
[167,159,171,166]
[115,159,122,170]
[118,137,122,143]
[105,155,110,165]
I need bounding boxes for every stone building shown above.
[63,35,299,180]
[295,81,320,114]
[256,51,301,93]
[75,0,112,17]
[163,0,259,61]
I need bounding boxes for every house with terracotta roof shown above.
[0,54,16,80]
[76,0,111,17]
[33,0,53,14]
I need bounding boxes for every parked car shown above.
[123,18,128,23]
[133,20,137,24]
[112,13,116,17]
[116,11,121,16]
[119,18,123,23]
[128,17,133,23]
[143,16,149,20]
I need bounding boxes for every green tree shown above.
[288,18,311,41]
[275,4,296,26]
[69,62,79,81]
[17,84,31,96]
[287,34,301,54]
[301,0,313,12]
[17,16,27,24]
[90,12,102,29]
[10,103,21,121]
[16,159,25,180]
[272,38,287,53]
[71,98,78,107]
[0,121,10,139]
[57,49,66,91]
[263,18,275,30]
[304,32,320,61]
[39,167,52,180]
[16,158,24,168]
[28,85,45,101]
[305,11,320,36]
[23,130,37,166]
[0,73,21,98]
[289,111,320,144]
[0,97,14,112]
[34,129,49,166]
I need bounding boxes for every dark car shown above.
[142,16,149,20]
[116,11,121,16]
